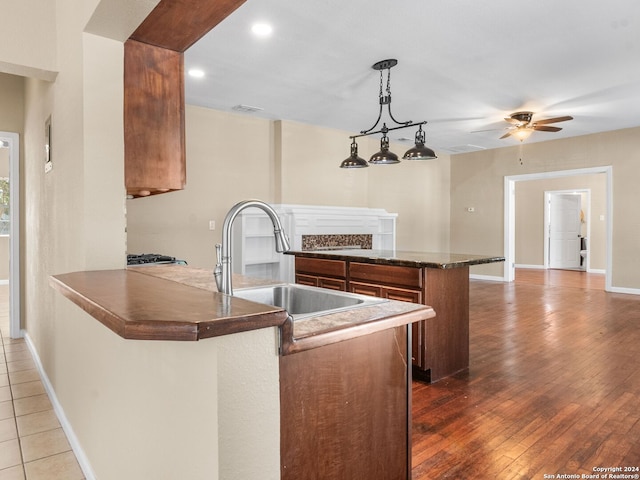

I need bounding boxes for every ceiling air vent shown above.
[443,144,487,154]
[232,104,264,114]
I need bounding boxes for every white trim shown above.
[514,264,545,270]
[609,286,640,296]
[587,268,606,274]
[504,166,613,291]
[470,273,506,282]
[0,131,21,338]
[0,279,8,285]
[23,332,97,480]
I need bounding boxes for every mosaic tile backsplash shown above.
[302,234,373,251]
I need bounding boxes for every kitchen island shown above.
[50,264,434,480]
[288,249,505,382]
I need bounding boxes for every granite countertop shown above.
[50,265,434,354]
[286,249,505,269]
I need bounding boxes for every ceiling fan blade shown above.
[499,131,514,139]
[533,115,573,125]
[533,125,562,132]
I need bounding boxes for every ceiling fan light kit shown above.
[340,59,437,169]
[500,111,573,142]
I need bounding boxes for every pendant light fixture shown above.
[340,139,369,168]
[340,59,437,168]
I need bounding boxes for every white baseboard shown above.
[588,268,606,274]
[23,331,96,480]
[609,286,640,295]
[514,264,544,269]
[0,279,8,285]
[470,274,506,282]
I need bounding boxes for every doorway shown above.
[0,131,21,338]
[545,190,588,271]
[504,166,612,291]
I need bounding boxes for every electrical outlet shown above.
[209,220,216,231]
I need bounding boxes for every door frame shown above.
[0,131,21,338]
[504,166,612,291]
[544,189,590,271]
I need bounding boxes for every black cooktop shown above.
[127,253,181,265]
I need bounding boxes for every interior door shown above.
[549,193,581,269]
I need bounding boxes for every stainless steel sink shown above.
[234,283,386,320]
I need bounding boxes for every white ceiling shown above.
[184,0,640,154]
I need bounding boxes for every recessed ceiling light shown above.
[188,68,205,78]
[251,22,273,37]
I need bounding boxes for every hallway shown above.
[0,285,84,479]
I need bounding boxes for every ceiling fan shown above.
[500,111,573,141]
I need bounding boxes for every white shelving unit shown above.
[232,205,397,282]
[232,211,284,280]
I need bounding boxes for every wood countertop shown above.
[50,265,434,353]
[286,249,505,269]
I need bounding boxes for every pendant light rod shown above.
[359,58,418,136]
[349,120,428,140]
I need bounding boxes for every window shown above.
[0,177,9,235]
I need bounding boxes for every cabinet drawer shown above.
[349,262,422,289]
[351,282,421,303]
[295,257,346,278]
[318,277,347,291]
[296,274,319,287]
[350,282,383,297]
[384,286,421,303]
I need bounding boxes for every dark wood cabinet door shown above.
[280,326,411,480]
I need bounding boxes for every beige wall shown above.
[126,105,277,267]
[515,174,606,270]
[0,74,26,133]
[0,0,57,79]
[451,128,640,290]
[127,108,452,268]
[53,298,281,480]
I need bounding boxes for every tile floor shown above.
[0,285,85,479]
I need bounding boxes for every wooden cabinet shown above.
[294,256,470,383]
[280,325,411,479]
[124,39,186,198]
[123,0,245,198]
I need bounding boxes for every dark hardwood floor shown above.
[412,269,640,479]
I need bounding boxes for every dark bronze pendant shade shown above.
[402,125,437,160]
[340,140,369,168]
[369,133,400,164]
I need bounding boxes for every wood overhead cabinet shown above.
[123,0,246,197]
[291,251,504,383]
[124,39,186,198]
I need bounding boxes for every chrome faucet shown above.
[214,200,290,295]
